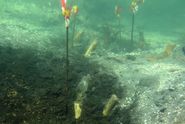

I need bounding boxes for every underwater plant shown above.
[84,39,97,57]
[74,74,91,119]
[72,30,84,47]
[137,31,146,49]
[102,94,119,117]
[147,43,176,61]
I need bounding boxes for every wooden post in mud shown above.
[131,13,135,45]
[65,26,69,115]
[118,16,122,41]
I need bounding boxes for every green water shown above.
[0,0,185,124]
[1,0,184,51]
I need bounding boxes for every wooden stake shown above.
[131,13,135,44]
[65,26,69,115]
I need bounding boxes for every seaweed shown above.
[0,45,127,123]
[147,43,176,61]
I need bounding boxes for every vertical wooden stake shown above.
[131,13,135,44]
[65,26,69,115]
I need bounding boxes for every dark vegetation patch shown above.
[0,45,129,124]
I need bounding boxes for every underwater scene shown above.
[0,0,185,123]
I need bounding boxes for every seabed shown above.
[0,1,185,124]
